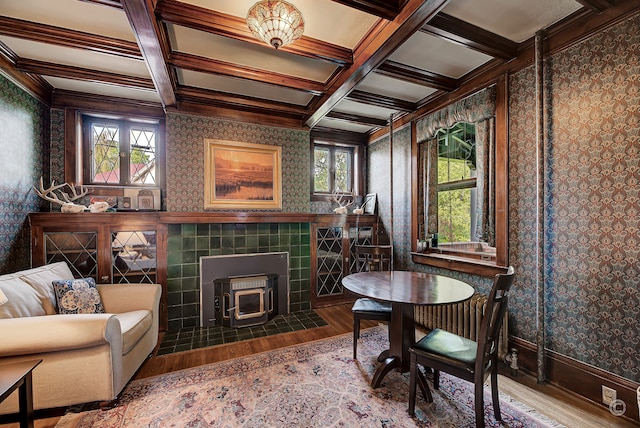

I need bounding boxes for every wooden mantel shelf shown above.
[28,211,377,225]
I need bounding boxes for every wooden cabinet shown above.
[30,211,380,328]
[29,212,168,329]
[310,215,378,308]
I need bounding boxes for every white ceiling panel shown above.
[316,117,376,133]
[443,0,583,43]
[178,69,314,105]
[45,77,161,103]
[168,24,338,82]
[356,74,437,103]
[0,37,150,77]
[179,0,379,48]
[334,99,398,120]
[389,32,493,79]
[0,0,135,42]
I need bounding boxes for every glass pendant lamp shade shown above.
[247,1,304,49]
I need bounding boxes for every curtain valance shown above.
[417,86,496,142]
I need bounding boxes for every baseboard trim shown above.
[509,336,639,424]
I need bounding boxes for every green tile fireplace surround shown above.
[167,222,312,330]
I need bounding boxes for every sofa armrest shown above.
[98,283,161,314]
[0,314,121,357]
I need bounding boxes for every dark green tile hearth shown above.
[156,310,328,356]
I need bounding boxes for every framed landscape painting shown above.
[204,139,282,210]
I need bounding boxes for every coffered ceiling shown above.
[0,0,627,136]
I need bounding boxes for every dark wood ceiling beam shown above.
[52,89,165,117]
[15,58,156,90]
[174,101,305,129]
[306,0,451,128]
[375,60,458,91]
[122,0,176,107]
[79,0,123,9]
[0,44,52,104]
[347,89,415,111]
[0,16,142,60]
[311,126,368,145]
[421,13,518,60]
[170,52,325,96]
[328,0,405,21]
[574,0,617,12]
[326,111,388,127]
[156,0,353,66]
[176,86,309,117]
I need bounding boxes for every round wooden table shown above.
[342,271,475,390]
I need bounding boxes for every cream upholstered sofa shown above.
[0,262,161,414]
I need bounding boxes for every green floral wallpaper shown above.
[0,75,49,274]
[165,113,310,212]
[370,13,640,383]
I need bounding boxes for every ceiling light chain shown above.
[247,1,304,49]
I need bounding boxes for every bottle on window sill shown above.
[431,233,438,248]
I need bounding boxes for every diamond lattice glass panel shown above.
[316,227,343,297]
[91,123,120,184]
[334,149,352,192]
[314,147,330,192]
[44,232,98,279]
[130,127,157,185]
[112,230,156,284]
[349,227,373,273]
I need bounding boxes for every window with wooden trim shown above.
[313,143,354,194]
[412,83,508,276]
[82,115,161,186]
[434,123,480,245]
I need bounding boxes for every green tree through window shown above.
[436,123,476,244]
[313,144,353,194]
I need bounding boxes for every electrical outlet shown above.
[602,385,616,405]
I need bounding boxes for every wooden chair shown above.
[408,266,515,428]
[351,245,393,359]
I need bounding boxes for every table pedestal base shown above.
[370,352,432,402]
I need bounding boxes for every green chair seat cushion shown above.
[413,328,477,367]
[352,298,392,313]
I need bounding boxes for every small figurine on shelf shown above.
[88,197,114,213]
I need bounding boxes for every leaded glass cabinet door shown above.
[348,226,374,273]
[314,226,344,303]
[311,216,379,308]
[111,229,157,284]
[43,231,98,280]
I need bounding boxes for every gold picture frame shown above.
[204,139,282,210]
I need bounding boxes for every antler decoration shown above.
[331,189,354,214]
[33,177,91,213]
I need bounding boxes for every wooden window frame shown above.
[64,109,166,194]
[310,129,366,202]
[411,77,509,277]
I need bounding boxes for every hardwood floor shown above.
[1,303,637,428]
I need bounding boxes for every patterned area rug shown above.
[56,327,563,427]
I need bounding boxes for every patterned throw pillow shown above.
[52,278,105,314]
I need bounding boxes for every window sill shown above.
[410,251,509,277]
[311,193,355,203]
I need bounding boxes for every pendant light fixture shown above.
[247,1,304,49]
